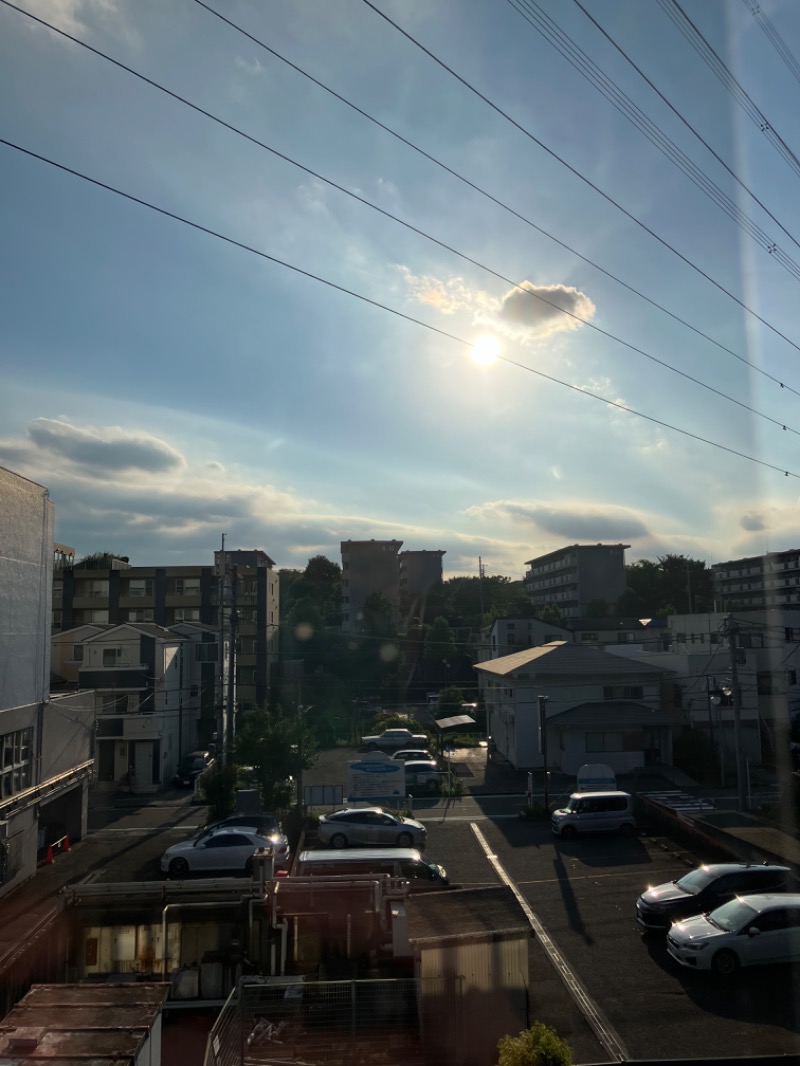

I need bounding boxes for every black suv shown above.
[636,862,795,930]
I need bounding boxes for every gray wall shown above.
[0,467,53,710]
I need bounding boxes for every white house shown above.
[475,641,680,774]
[77,624,188,792]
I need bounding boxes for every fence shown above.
[205,976,460,1066]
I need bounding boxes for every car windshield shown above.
[674,868,719,896]
[706,898,760,933]
[7,1,800,1061]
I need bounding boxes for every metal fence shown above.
[205,976,458,1066]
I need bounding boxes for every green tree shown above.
[585,598,609,618]
[537,604,565,625]
[436,685,466,716]
[497,1023,573,1066]
[423,616,458,669]
[232,707,317,811]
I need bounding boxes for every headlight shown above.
[684,942,709,951]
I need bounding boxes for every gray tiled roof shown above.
[550,700,685,727]
[406,886,531,945]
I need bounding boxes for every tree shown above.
[497,1022,573,1066]
[585,599,609,618]
[423,616,458,669]
[621,555,714,616]
[232,707,317,811]
[76,551,128,568]
[537,604,565,625]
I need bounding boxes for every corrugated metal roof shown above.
[406,886,530,944]
[474,641,674,679]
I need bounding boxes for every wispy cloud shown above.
[467,499,650,541]
[24,418,185,474]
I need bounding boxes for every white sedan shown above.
[667,893,800,976]
[161,827,273,878]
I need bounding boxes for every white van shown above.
[295,848,449,889]
[551,791,635,838]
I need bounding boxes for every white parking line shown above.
[471,823,629,1064]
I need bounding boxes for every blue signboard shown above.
[347,756,405,802]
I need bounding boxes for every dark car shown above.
[636,862,795,930]
[173,750,214,787]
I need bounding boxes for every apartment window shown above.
[127,609,154,623]
[103,648,122,667]
[53,582,62,603]
[175,578,200,596]
[72,644,84,662]
[52,611,62,631]
[174,607,200,622]
[80,579,108,599]
[0,728,33,799]
[127,579,153,597]
[87,610,109,623]
[195,642,218,663]
[101,693,129,714]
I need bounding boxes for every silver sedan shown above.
[316,807,426,849]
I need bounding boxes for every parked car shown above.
[391,749,435,762]
[192,814,291,868]
[667,893,800,975]
[296,847,449,889]
[404,760,446,794]
[173,750,214,787]
[636,862,794,930]
[160,827,273,877]
[360,728,428,751]
[316,807,426,849]
[550,791,635,838]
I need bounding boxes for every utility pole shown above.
[538,695,550,810]
[217,534,226,762]
[724,613,747,811]
[225,564,238,763]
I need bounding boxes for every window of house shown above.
[72,644,84,661]
[174,607,200,622]
[585,732,625,752]
[88,610,109,623]
[103,648,122,667]
[127,579,153,597]
[580,632,598,642]
[603,685,644,700]
[127,608,154,623]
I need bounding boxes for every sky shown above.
[2,0,800,580]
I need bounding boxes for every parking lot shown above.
[7,748,800,1063]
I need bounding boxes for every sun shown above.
[470,334,501,366]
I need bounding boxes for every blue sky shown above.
[2,0,800,579]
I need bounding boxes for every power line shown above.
[187,0,800,397]
[4,133,800,482]
[506,0,800,277]
[7,5,800,440]
[742,0,800,88]
[657,0,800,182]
[565,0,800,261]
[360,0,800,366]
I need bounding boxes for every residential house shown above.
[475,641,679,773]
[523,543,629,619]
[76,623,186,791]
[169,620,228,753]
[0,465,94,900]
[478,616,571,662]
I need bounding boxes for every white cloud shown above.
[235,55,263,76]
[17,0,121,38]
[398,268,595,344]
[467,499,651,541]
[24,418,185,474]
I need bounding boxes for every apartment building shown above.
[0,466,94,899]
[398,549,445,624]
[524,543,629,619]
[340,539,403,633]
[712,549,800,611]
[53,548,279,713]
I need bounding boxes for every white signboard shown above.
[347,752,406,802]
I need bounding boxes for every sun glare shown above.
[470,334,501,366]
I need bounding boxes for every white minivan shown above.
[551,790,635,838]
[295,848,449,889]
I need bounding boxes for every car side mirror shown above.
[748,926,760,937]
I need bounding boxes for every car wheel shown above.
[397,832,413,847]
[330,833,348,849]
[169,857,190,878]
[711,949,740,977]
[560,825,577,840]
[619,822,636,837]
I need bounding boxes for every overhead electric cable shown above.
[2,134,800,483]
[506,0,800,274]
[657,0,800,182]
[184,0,800,397]
[566,0,800,261]
[741,0,800,88]
[7,1,798,437]
[359,0,800,367]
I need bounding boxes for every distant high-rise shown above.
[712,549,800,611]
[340,540,403,633]
[399,549,445,623]
[524,544,629,619]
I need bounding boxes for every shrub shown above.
[497,1022,573,1066]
